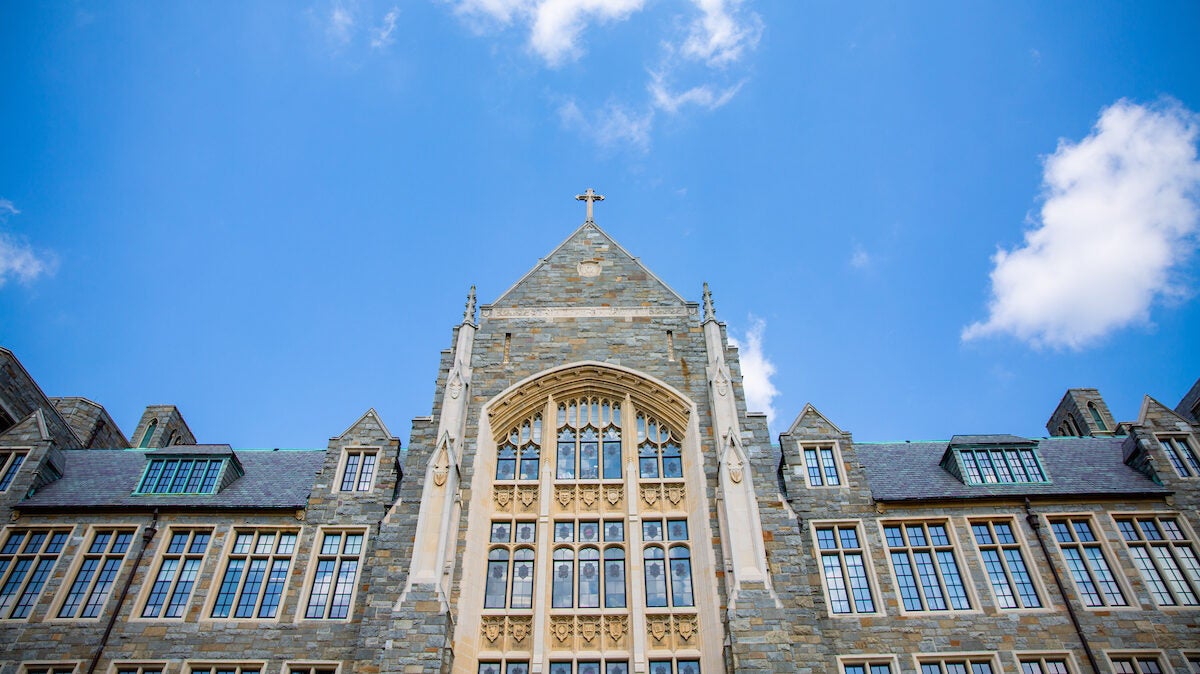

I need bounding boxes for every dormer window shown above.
[941,436,1048,485]
[1087,402,1107,431]
[137,458,226,494]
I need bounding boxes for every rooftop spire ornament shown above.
[702,282,715,322]
[464,285,477,324]
[575,188,604,223]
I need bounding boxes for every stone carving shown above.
[713,368,728,397]
[481,616,504,643]
[675,615,697,642]
[641,485,659,507]
[702,282,715,322]
[666,484,685,506]
[518,487,537,508]
[579,617,599,643]
[605,486,622,506]
[578,260,601,277]
[509,616,530,643]
[580,486,598,508]
[448,368,463,400]
[551,617,574,643]
[728,456,744,484]
[494,486,513,508]
[605,615,628,644]
[432,444,450,487]
[482,306,690,319]
[556,486,574,508]
[648,617,669,642]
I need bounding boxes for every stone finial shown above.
[702,282,715,322]
[575,188,605,223]
[464,285,477,324]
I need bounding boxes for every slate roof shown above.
[18,448,325,511]
[856,436,1167,502]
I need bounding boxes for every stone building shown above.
[2,196,1199,674]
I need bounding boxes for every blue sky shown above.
[2,1,1198,448]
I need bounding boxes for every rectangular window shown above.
[919,656,997,674]
[141,528,211,618]
[957,448,1045,484]
[842,661,895,674]
[339,449,378,492]
[815,523,877,614]
[21,664,80,674]
[1159,436,1200,478]
[1019,656,1071,674]
[1114,514,1200,606]
[113,664,167,674]
[1109,655,1164,674]
[1184,654,1200,674]
[970,519,1042,609]
[58,528,135,618]
[210,529,297,619]
[0,450,28,492]
[883,521,972,611]
[137,458,224,494]
[285,664,340,674]
[478,663,529,674]
[0,528,70,619]
[803,445,842,487]
[305,529,365,619]
[1049,517,1128,607]
[185,664,264,674]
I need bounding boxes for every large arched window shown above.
[555,398,621,480]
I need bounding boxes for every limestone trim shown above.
[47,524,140,621]
[1103,651,1173,674]
[183,662,269,674]
[297,526,368,621]
[455,363,724,674]
[836,654,903,674]
[0,447,30,492]
[333,446,381,493]
[18,662,82,674]
[1010,651,1082,674]
[796,441,848,489]
[199,525,303,623]
[106,662,170,674]
[482,307,693,320]
[281,661,344,674]
[876,517,984,616]
[130,525,215,622]
[1041,513,1142,612]
[0,525,74,621]
[809,519,886,618]
[912,652,1004,674]
[1107,510,1200,610]
[965,517,1055,614]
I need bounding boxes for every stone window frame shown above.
[201,526,301,622]
[1109,511,1200,609]
[809,519,885,618]
[913,652,1003,674]
[547,661,632,674]
[1044,514,1138,611]
[20,663,82,674]
[183,662,267,674]
[132,526,214,621]
[837,654,901,674]
[645,657,702,674]
[335,446,380,493]
[547,519,626,610]
[0,447,29,492]
[1181,651,1199,674]
[477,661,530,674]
[300,526,368,620]
[966,517,1052,613]
[109,662,169,674]
[1012,652,1078,674]
[879,518,981,615]
[50,525,138,621]
[0,526,73,620]
[282,662,342,674]
[799,442,846,489]
[553,396,626,482]
[1105,652,1171,674]
[1156,435,1200,479]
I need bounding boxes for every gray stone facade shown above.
[1,222,1198,674]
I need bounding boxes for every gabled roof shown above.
[857,436,1167,502]
[489,222,688,309]
[18,448,325,511]
[781,403,844,437]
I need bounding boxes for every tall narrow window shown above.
[0,528,70,619]
[1087,402,1107,431]
[884,521,972,611]
[339,449,378,492]
[604,546,626,608]
[0,450,28,492]
[637,413,680,479]
[497,415,542,481]
[815,523,876,614]
[139,419,158,448]
[142,529,211,618]
[58,528,135,618]
[970,519,1042,609]
[556,399,621,480]
[211,530,297,619]
[803,446,841,487]
[552,548,574,608]
[305,530,365,619]
[1159,436,1200,478]
[484,520,536,610]
[1049,518,1127,607]
[1114,515,1200,606]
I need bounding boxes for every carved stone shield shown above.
[494,488,511,508]
[580,487,598,507]
[606,617,626,643]
[433,468,448,487]
[649,619,668,642]
[605,487,622,505]
[580,620,597,643]
[482,619,502,643]
[510,619,529,643]
[519,487,536,507]
[677,618,696,641]
[557,487,574,507]
[641,487,659,506]
[666,485,683,505]
[553,620,572,643]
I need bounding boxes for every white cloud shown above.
[963,99,1200,349]
[370,7,399,49]
[850,244,870,269]
[649,71,742,114]
[679,0,762,67]
[558,99,654,151]
[729,316,779,426]
[454,0,645,66]
[327,2,355,45]
[0,199,57,288]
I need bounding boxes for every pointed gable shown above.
[782,403,845,441]
[1137,395,1191,430]
[334,408,398,447]
[489,222,687,310]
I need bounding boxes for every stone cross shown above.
[575,188,605,222]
